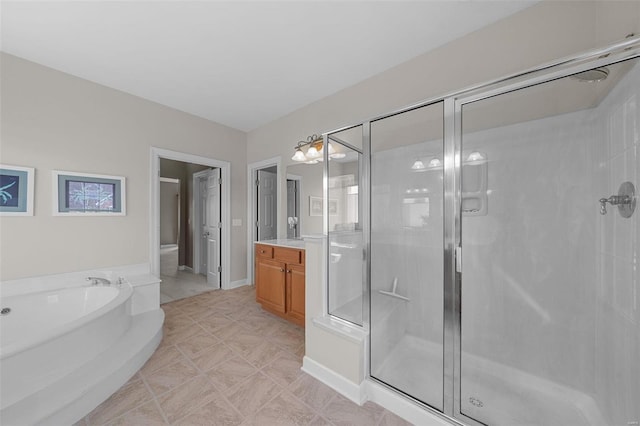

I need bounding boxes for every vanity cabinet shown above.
[255,243,305,327]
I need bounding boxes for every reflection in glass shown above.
[327,127,364,325]
[369,103,444,410]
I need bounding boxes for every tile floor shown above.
[160,270,216,304]
[160,244,218,304]
[160,246,180,277]
[79,285,411,425]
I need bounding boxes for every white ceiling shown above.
[0,1,537,131]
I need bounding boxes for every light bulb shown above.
[467,151,485,162]
[428,158,442,168]
[306,146,320,159]
[411,160,426,170]
[292,148,307,162]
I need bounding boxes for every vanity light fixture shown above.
[327,143,346,159]
[292,147,306,162]
[306,143,320,159]
[292,134,345,163]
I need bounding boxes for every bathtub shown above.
[0,279,163,425]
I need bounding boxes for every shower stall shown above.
[325,37,639,426]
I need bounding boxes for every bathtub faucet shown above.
[87,276,111,286]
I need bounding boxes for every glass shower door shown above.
[370,102,445,410]
[459,57,640,426]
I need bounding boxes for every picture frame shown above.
[309,196,339,216]
[0,164,35,216]
[52,170,126,216]
[309,196,323,216]
[328,198,338,216]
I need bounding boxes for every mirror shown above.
[285,129,361,238]
[285,162,323,237]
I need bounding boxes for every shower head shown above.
[571,67,609,83]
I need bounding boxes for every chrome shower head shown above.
[571,67,609,82]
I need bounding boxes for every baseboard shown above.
[226,279,248,290]
[301,356,366,405]
[178,265,193,272]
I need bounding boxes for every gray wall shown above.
[159,180,180,246]
[0,54,248,281]
[247,1,640,239]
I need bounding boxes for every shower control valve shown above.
[599,195,631,214]
[599,181,635,218]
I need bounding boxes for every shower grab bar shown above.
[379,277,410,302]
[379,290,410,302]
[330,242,357,249]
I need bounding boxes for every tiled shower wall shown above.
[461,59,639,423]
[594,60,639,425]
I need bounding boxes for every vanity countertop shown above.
[255,239,306,249]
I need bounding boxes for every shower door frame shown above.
[450,37,640,426]
[323,35,640,426]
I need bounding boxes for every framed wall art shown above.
[309,196,323,216]
[0,165,35,216]
[309,196,338,216]
[53,170,126,216]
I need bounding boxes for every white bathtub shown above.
[0,279,163,425]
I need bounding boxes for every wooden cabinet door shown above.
[256,258,286,313]
[286,263,305,324]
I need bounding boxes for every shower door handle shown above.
[455,246,462,273]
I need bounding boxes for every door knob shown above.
[203,231,210,237]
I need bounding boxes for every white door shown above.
[205,169,221,287]
[257,169,277,240]
[199,169,222,288]
[199,177,208,275]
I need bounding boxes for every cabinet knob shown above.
[287,270,292,273]
[261,250,265,253]
[280,268,285,272]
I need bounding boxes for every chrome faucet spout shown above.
[87,276,111,286]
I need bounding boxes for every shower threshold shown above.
[374,335,606,425]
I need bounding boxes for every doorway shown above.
[257,166,277,240]
[286,174,301,239]
[151,147,231,297]
[247,157,281,285]
[159,177,181,277]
